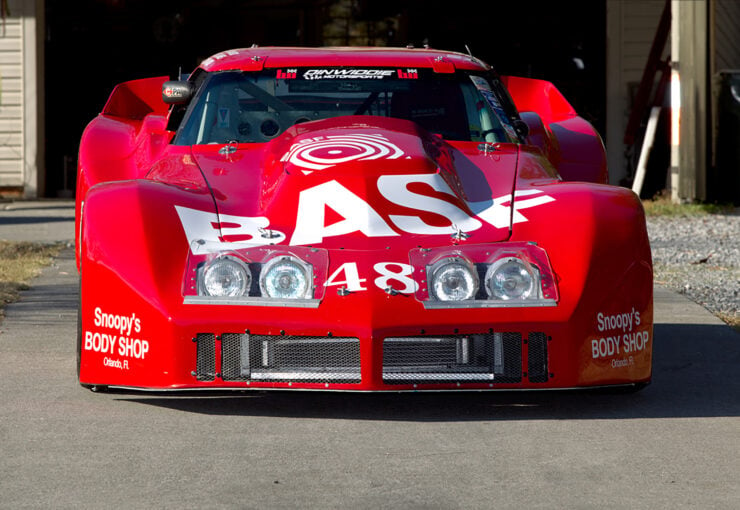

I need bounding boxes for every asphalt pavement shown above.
[0,200,738,509]
[0,199,75,243]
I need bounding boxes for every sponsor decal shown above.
[590,308,650,367]
[397,68,418,79]
[281,134,405,174]
[175,206,286,253]
[277,69,297,79]
[303,69,395,80]
[325,261,417,294]
[83,307,150,368]
[176,178,555,250]
[201,49,240,68]
[470,75,519,140]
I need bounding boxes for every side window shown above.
[489,76,523,139]
[167,70,207,133]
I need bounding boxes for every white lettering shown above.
[378,174,482,235]
[597,308,639,333]
[93,307,142,336]
[373,262,417,294]
[117,337,150,360]
[177,183,556,250]
[622,331,650,354]
[290,180,398,245]
[325,262,367,291]
[175,206,285,253]
[590,336,621,359]
[83,331,118,354]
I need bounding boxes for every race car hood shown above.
[189,116,519,249]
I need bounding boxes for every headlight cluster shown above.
[199,254,314,300]
[428,255,540,302]
[414,243,557,308]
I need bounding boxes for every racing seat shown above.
[206,84,242,144]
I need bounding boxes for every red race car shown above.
[76,47,652,392]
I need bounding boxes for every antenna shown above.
[464,44,473,57]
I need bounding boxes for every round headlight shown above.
[429,257,478,301]
[485,257,536,300]
[202,257,250,297]
[260,256,312,299]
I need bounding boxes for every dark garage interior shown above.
[44,0,606,197]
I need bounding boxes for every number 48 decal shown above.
[325,262,418,294]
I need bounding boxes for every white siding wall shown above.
[0,0,41,197]
[606,0,667,185]
[0,11,24,188]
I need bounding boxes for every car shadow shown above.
[118,322,740,421]
[0,216,74,225]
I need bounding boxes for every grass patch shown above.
[0,241,64,322]
[717,312,740,333]
[642,194,736,216]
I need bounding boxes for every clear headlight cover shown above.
[259,255,313,299]
[410,243,557,308]
[202,256,250,297]
[485,257,538,300]
[429,257,479,301]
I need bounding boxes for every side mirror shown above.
[512,119,529,139]
[162,81,193,105]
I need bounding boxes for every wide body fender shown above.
[78,180,213,387]
[511,181,653,385]
[503,75,608,184]
[76,76,174,270]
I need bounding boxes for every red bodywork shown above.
[76,47,652,391]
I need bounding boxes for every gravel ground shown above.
[647,210,739,325]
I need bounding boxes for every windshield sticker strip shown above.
[301,69,396,80]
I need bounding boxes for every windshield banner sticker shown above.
[278,68,418,81]
[302,69,396,80]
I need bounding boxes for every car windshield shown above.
[174,68,515,145]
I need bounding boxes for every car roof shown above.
[198,46,491,73]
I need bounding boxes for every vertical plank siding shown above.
[0,13,24,188]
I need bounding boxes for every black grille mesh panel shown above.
[221,333,249,381]
[527,332,549,383]
[383,333,522,384]
[197,331,546,386]
[195,333,216,381]
[219,334,361,383]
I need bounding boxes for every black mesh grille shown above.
[221,333,249,381]
[195,333,216,381]
[527,332,549,383]
[221,334,361,383]
[383,333,522,384]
